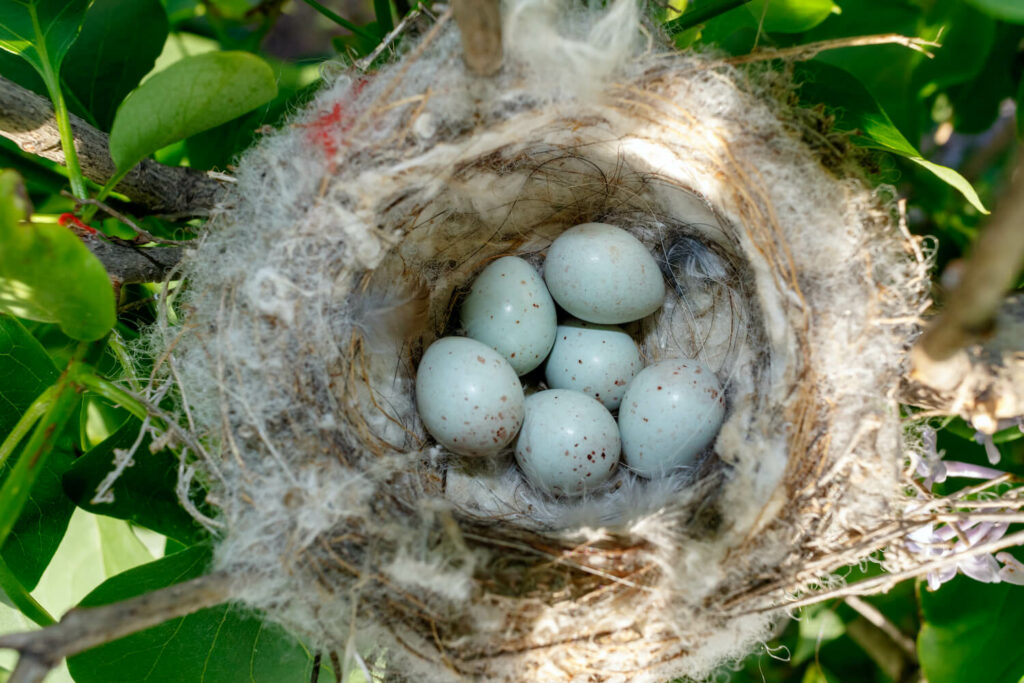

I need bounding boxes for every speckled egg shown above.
[460,256,557,375]
[543,222,666,324]
[416,337,525,456]
[544,319,642,410]
[618,360,725,478]
[515,390,620,497]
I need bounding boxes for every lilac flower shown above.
[973,431,1002,465]
[906,520,1011,590]
[995,552,1024,586]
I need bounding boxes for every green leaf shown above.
[185,62,320,171]
[0,0,88,76]
[803,0,926,149]
[792,603,845,665]
[0,314,58,433]
[373,0,393,34]
[109,51,278,172]
[918,574,1024,683]
[695,3,759,54]
[95,515,154,577]
[63,418,211,545]
[67,547,321,683]
[1018,77,1024,140]
[965,0,1024,23]
[0,171,116,340]
[951,23,1024,134]
[908,158,988,218]
[745,0,836,33]
[62,0,170,131]
[795,61,988,214]
[0,314,75,591]
[911,2,994,99]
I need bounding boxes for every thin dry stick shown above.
[355,6,424,71]
[452,0,502,75]
[61,191,194,245]
[748,527,1024,614]
[724,33,940,65]
[0,572,234,683]
[844,596,918,663]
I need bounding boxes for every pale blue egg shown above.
[618,360,725,478]
[543,223,665,324]
[515,390,620,496]
[544,319,642,410]
[416,337,525,456]
[460,256,557,375]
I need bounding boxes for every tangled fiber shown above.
[146,1,946,680]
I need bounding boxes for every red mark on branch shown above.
[58,213,97,235]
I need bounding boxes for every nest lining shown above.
[150,3,932,681]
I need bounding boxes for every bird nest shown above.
[153,2,942,681]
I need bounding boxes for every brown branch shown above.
[81,234,186,286]
[844,596,918,664]
[0,76,226,215]
[452,0,502,75]
[913,153,1024,365]
[907,153,1024,430]
[0,572,235,683]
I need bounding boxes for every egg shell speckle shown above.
[544,319,642,410]
[416,337,525,456]
[543,222,666,324]
[514,389,620,497]
[618,360,725,478]
[460,256,557,375]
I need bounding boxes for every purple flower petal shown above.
[974,431,1002,465]
[996,552,1024,586]
[942,461,1005,480]
[960,554,1002,583]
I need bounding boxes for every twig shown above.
[724,33,940,66]
[61,191,194,245]
[844,596,918,663]
[0,572,235,683]
[355,7,424,71]
[748,527,1024,614]
[0,76,225,215]
[452,0,502,75]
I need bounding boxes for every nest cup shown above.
[160,2,929,681]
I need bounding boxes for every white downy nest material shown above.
[155,1,931,680]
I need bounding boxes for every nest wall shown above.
[155,1,929,680]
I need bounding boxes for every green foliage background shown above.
[0,0,1022,681]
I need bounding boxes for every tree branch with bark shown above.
[0,573,235,683]
[0,76,226,216]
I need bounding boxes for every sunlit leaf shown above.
[0,0,88,76]
[0,171,116,340]
[746,0,836,33]
[109,51,277,172]
[795,61,988,214]
[965,0,1024,23]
